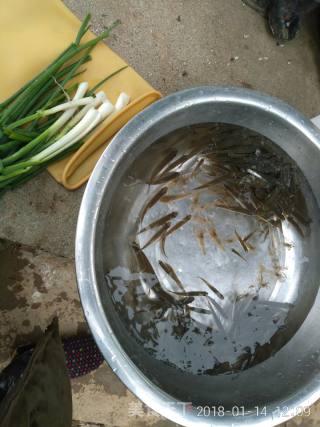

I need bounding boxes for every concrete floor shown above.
[1,0,320,426]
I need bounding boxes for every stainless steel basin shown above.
[76,86,320,426]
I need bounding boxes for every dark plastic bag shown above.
[0,318,72,427]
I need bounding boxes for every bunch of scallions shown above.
[0,14,129,193]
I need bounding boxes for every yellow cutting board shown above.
[0,0,161,189]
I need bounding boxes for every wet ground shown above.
[1,0,320,425]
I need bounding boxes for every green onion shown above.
[0,14,128,193]
[6,96,94,132]
[0,18,120,126]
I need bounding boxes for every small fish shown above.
[196,229,206,255]
[191,193,200,208]
[275,270,286,281]
[224,184,248,209]
[235,229,249,252]
[193,173,230,191]
[165,214,192,239]
[175,296,195,307]
[189,306,211,315]
[141,223,170,250]
[158,260,184,291]
[163,146,202,176]
[248,194,259,210]
[150,149,177,180]
[215,204,252,216]
[160,192,192,203]
[269,227,278,251]
[235,292,249,302]
[262,226,270,242]
[206,299,227,333]
[268,244,278,264]
[224,238,234,244]
[140,186,168,221]
[131,243,174,302]
[151,171,180,185]
[169,290,208,297]
[284,241,294,249]
[172,172,190,187]
[199,277,224,300]
[246,242,255,251]
[247,168,267,182]
[258,270,269,288]
[291,209,311,227]
[160,233,168,258]
[201,161,229,175]
[160,215,192,257]
[208,226,224,251]
[131,241,154,273]
[259,265,270,275]
[256,214,273,226]
[191,158,204,175]
[190,196,205,214]
[193,215,207,225]
[271,217,284,231]
[243,229,256,242]
[258,277,267,290]
[231,248,247,262]
[138,211,178,234]
[160,153,191,175]
[287,215,305,237]
[186,145,205,158]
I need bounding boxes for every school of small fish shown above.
[103,124,314,374]
[132,124,310,327]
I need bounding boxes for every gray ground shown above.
[1,0,320,425]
